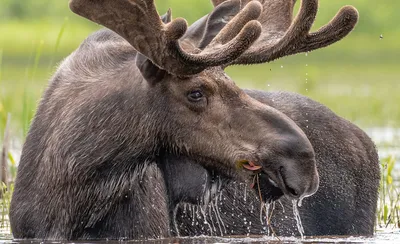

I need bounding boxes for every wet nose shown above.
[304,166,319,198]
[279,158,319,199]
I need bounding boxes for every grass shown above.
[378,155,400,229]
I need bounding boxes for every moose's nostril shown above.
[286,185,299,197]
[279,166,300,197]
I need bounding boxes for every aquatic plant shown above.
[377,155,400,229]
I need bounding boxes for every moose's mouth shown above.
[238,160,300,203]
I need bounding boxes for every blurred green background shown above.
[0,0,399,138]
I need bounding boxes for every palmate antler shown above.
[69,0,263,76]
[70,0,358,74]
[219,0,359,65]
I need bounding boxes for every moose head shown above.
[67,0,358,201]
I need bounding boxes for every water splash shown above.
[277,200,285,213]
[214,193,227,235]
[259,202,269,225]
[199,205,213,235]
[191,205,196,226]
[260,202,272,235]
[208,203,217,233]
[298,195,306,207]
[172,204,180,236]
[292,199,305,238]
[244,184,247,202]
[210,201,224,236]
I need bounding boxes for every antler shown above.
[69,0,263,76]
[230,0,359,65]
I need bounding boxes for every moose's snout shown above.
[268,129,319,200]
[253,106,320,201]
[277,157,319,199]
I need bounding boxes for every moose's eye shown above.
[187,90,204,102]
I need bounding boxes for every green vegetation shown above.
[0,0,399,235]
[378,155,400,229]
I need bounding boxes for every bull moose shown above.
[10,0,378,240]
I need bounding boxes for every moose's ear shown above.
[135,10,171,85]
[161,9,172,23]
[135,53,167,86]
[198,0,240,49]
[183,0,240,49]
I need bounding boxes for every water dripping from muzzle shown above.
[172,204,180,236]
[297,195,306,207]
[292,199,305,238]
[199,204,214,235]
[260,202,277,236]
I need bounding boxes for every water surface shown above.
[1,232,400,244]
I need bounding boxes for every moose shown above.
[9,0,379,240]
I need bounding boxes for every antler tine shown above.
[232,0,359,65]
[69,0,262,76]
[299,6,358,52]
